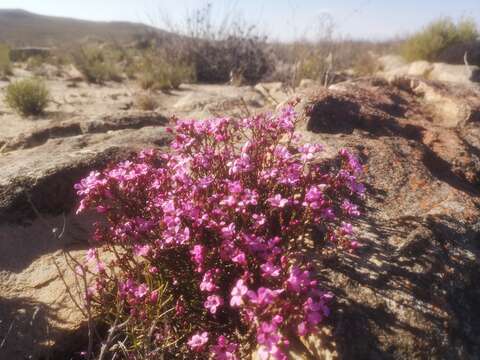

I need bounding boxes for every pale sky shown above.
[1,0,479,41]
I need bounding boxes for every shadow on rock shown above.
[0,297,90,360]
[315,213,480,359]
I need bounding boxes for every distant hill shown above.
[0,9,171,47]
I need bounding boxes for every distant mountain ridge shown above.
[0,9,170,47]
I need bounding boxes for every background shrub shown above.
[136,48,195,91]
[267,14,393,88]
[0,43,12,77]
[159,3,272,84]
[72,46,122,84]
[5,78,49,116]
[352,52,380,76]
[400,17,479,63]
[25,55,45,71]
[270,41,385,87]
[189,35,272,84]
[296,49,334,85]
[135,92,158,111]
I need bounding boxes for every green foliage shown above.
[72,46,122,84]
[5,78,49,117]
[401,17,479,62]
[0,44,12,77]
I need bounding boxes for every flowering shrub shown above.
[75,104,364,359]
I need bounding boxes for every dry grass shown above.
[135,48,195,91]
[0,6,409,90]
[155,3,273,84]
[0,43,12,77]
[269,39,393,87]
[5,78,49,117]
[135,93,158,111]
[71,46,122,84]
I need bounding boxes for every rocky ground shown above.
[0,65,479,359]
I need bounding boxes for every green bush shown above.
[401,18,479,62]
[0,44,12,77]
[5,78,49,116]
[72,46,122,84]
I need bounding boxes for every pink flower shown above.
[252,213,266,227]
[204,295,224,314]
[322,207,336,220]
[260,262,281,278]
[231,251,247,266]
[85,248,97,262]
[227,180,243,194]
[188,331,209,351]
[175,298,185,315]
[221,223,236,240]
[303,295,332,325]
[138,148,155,159]
[256,320,287,360]
[286,267,312,293]
[297,321,308,336]
[133,244,151,257]
[200,270,219,292]
[298,143,323,161]
[350,240,360,250]
[134,284,149,299]
[74,171,105,197]
[149,266,159,274]
[94,260,105,273]
[274,145,292,161]
[211,336,238,360]
[339,148,362,174]
[307,311,323,325]
[230,279,248,307]
[150,290,159,303]
[119,278,135,297]
[96,205,108,213]
[304,185,325,209]
[190,245,205,266]
[341,222,353,235]
[341,200,360,217]
[267,194,289,208]
[247,287,283,306]
[74,265,84,276]
[220,195,236,207]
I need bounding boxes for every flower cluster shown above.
[75,105,364,359]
